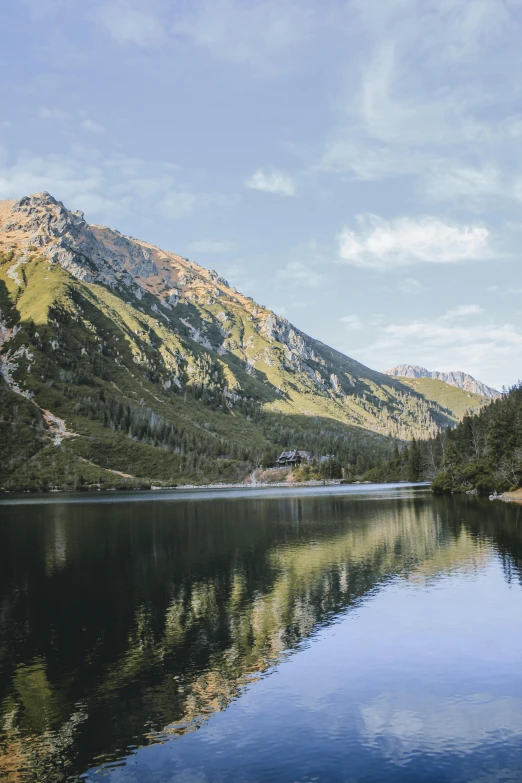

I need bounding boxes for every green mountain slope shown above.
[0,192,477,490]
[393,376,488,422]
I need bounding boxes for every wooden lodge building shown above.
[276,449,312,467]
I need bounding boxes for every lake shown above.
[1,483,522,782]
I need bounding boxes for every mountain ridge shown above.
[384,364,500,400]
[0,192,491,489]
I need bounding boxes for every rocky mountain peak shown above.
[384,364,500,399]
[0,192,262,311]
[0,192,330,367]
[0,191,109,284]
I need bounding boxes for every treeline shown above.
[72,391,387,475]
[74,391,254,462]
[365,382,522,494]
[260,416,387,475]
[359,388,443,440]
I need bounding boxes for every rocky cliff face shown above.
[385,364,500,399]
[0,192,393,400]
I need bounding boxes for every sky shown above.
[1,0,522,390]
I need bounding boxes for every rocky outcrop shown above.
[261,313,318,362]
[0,192,154,289]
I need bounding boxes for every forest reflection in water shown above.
[0,487,521,782]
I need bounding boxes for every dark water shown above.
[1,484,522,783]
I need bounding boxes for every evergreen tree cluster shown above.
[365,383,522,494]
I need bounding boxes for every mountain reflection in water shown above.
[0,487,521,782]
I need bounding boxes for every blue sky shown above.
[1,0,522,389]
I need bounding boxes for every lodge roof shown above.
[276,449,311,462]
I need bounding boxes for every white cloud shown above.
[319,0,522,208]
[277,260,320,287]
[81,119,106,134]
[246,168,296,196]
[340,314,362,331]
[0,151,107,210]
[338,215,491,268]
[98,3,163,46]
[320,38,480,180]
[442,304,483,320]
[186,239,235,255]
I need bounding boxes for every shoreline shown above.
[494,489,522,504]
[0,480,432,503]
[0,478,428,495]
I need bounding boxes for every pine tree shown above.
[408,438,422,482]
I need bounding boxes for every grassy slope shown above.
[0,251,469,490]
[395,376,489,421]
[0,254,386,489]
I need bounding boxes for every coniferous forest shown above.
[364,382,522,495]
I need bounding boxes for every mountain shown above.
[0,193,482,490]
[385,364,500,399]
[390,376,489,422]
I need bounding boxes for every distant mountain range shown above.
[385,365,500,400]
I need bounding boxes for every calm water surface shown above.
[1,484,522,782]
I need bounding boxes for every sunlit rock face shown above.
[385,364,500,399]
